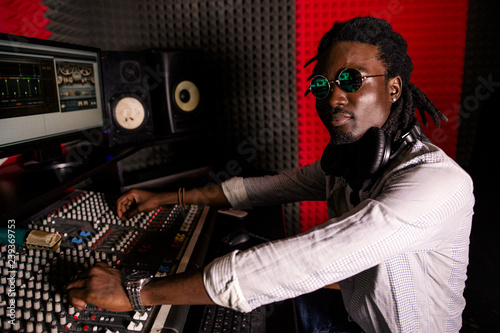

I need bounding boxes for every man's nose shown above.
[326,82,348,107]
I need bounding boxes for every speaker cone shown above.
[113,96,146,130]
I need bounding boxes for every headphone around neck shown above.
[321,118,422,180]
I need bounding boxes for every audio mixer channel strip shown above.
[0,190,213,332]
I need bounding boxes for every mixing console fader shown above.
[0,190,213,332]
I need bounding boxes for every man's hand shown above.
[65,262,132,312]
[116,189,172,221]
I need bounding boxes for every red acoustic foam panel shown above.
[0,0,51,39]
[296,0,468,231]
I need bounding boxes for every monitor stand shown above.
[23,143,86,171]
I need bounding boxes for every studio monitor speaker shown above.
[101,51,155,146]
[146,49,209,137]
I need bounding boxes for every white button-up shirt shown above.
[203,139,474,333]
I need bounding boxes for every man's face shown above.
[314,41,396,144]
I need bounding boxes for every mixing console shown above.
[0,190,213,332]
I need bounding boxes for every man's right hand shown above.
[116,189,174,221]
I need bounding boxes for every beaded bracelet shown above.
[177,187,187,210]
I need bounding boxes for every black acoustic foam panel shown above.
[42,0,300,234]
[459,1,500,331]
[457,0,500,167]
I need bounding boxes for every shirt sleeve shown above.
[204,148,474,312]
[221,159,326,210]
[221,177,252,210]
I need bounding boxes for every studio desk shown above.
[0,143,297,332]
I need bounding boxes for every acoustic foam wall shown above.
[0,0,51,39]
[458,1,500,331]
[42,0,301,234]
[19,0,470,235]
[457,0,500,167]
[295,0,468,231]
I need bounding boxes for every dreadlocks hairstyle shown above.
[305,16,447,141]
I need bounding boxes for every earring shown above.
[391,97,397,103]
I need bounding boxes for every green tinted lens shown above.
[310,76,331,99]
[338,68,363,93]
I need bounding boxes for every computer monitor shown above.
[0,33,105,169]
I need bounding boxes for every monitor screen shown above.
[0,34,104,159]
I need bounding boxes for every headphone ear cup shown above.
[356,127,391,178]
[321,142,347,176]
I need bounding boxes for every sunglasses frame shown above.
[306,68,386,99]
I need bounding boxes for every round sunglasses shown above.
[305,68,386,99]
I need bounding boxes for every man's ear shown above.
[389,76,402,103]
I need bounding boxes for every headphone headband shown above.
[389,118,422,160]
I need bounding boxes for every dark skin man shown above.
[65,40,401,312]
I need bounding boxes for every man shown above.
[66,17,474,332]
